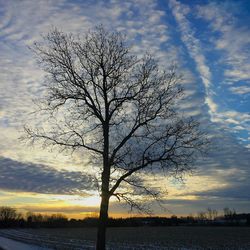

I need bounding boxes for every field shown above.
[1,226,250,249]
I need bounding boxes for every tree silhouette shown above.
[0,206,22,227]
[24,26,207,249]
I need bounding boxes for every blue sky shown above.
[0,0,250,217]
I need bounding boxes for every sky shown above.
[0,0,250,218]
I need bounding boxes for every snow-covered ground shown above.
[1,228,250,249]
[0,229,167,249]
[0,236,51,250]
[0,229,95,249]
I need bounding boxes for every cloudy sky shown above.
[0,0,250,218]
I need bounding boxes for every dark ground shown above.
[24,226,250,249]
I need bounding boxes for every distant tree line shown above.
[0,206,249,228]
[0,206,68,228]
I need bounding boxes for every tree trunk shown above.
[95,84,111,249]
[96,119,110,250]
[96,193,109,249]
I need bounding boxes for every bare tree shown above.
[24,26,206,249]
[0,207,19,221]
[207,207,218,221]
[0,206,22,227]
[224,207,236,220]
[197,211,207,221]
[207,207,213,220]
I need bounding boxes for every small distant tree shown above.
[0,206,21,227]
[223,207,236,220]
[47,213,68,227]
[207,207,218,221]
[26,212,45,227]
[197,211,207,221]
[212,209,218,220]
[24,26,207,249]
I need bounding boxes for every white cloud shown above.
[188,1,250,142]
[230,85,250,95]
[196,2,250,85]
[168,0,250,154]
[205,96,217,113]
[169,0,217,119]
[225,118,239,125]
[212,110,250,138]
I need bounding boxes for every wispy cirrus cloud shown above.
[196,1,250,89]
[229,86,250,95]
[169,0,250,147]
[168,0,217,119]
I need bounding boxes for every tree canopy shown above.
[24,26,207,249]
